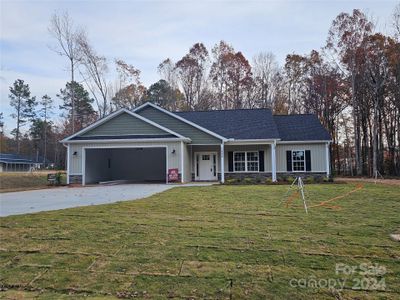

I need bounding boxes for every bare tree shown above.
[77,33,110,118]
[252,52,279,108]
[111,60,146,109]
[49,11,84,133]
[393,3,400,39]
[175,43,209,110]
[210,41,234,109]
[326,9,374,175]
[364,34,389,177]
[158,58,177,89]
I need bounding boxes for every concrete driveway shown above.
[0,184,178,217]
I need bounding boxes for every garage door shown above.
[84,147,166,184]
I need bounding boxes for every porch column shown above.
[220,142,225,183]
[325,142,330,177]
[271,143,277,182]
[180,141,184,183]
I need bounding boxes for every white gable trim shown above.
[133,102,227,141]
[61,108,188,143]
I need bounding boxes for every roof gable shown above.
[61,108,187,143]
[80,111,167,137]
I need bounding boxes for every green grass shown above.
[0,172,66,193]
[0,183,399,299]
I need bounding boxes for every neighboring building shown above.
[0,153,49,172]
[61,102,331,185]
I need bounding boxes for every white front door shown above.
[196,152,217,181]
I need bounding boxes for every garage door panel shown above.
[84,147,166,184]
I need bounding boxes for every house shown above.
[0,153,51,172]
[61,102,331,185]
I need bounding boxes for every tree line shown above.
[1,6,399,176]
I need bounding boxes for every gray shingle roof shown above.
[273,114,331,141]
[174,109,330,141]
[0,153,52,164]
[175,108,280,140]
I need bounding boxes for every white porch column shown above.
[66,144,70,185]
[180,141,184,183]
[325,142,330,177]
[220,142,225,183]
[271,143,277,182]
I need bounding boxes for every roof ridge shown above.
[273,113,316,116]
[174,107,272,113]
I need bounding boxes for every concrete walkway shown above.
[0,183,212,217]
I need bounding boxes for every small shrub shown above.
[323,176,334,183]
[313,176,323,183]
[286,176,295,184]
[265,177,273,184]
[305,176,314,184]
[277,175,287,182]
[243,177,254,184]
[225,178,238,185]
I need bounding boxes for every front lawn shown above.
[0,183,399,299]
[0,172,66,193]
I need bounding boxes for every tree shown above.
[58,81,97,133]
[175,43,209,110]
[9,79,36,153]
[326,9,374,175]
[158,58,177,89]
[393,3,400,40]
[364,34,390,177]
[39,95,54,165]
[112,60,147,109]
[112,84,147,110]
[49,11,84,133]
[284,54,308,113]
[77,33,110,118]
[29,118,53,164]
[224,51,253,109]
[252,52,280,109]
[146,79,183,110]
[209,41,235,108]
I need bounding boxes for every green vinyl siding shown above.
[80,112,169,137]
[137,106,222,144]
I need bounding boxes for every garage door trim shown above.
[82,145,168,185]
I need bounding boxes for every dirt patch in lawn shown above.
[336,177,400,186]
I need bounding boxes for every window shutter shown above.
[286,151,292,172]
[305,150,311,171]
[259,151,265,172]
[228,152,233,172]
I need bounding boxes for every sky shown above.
[0,0,398,134]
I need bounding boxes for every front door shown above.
[196,152,217,181]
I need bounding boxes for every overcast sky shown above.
[0,0,397,133]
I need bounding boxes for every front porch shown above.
[186,142,277,183]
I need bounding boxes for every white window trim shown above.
[233,151,259,173]
[291,149,306,172]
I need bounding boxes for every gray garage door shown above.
[84,147,166,184]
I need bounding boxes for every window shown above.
[292,150,305,171]
[234,151,259,172]
[234,152,246,171]
[202,155,210,160]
